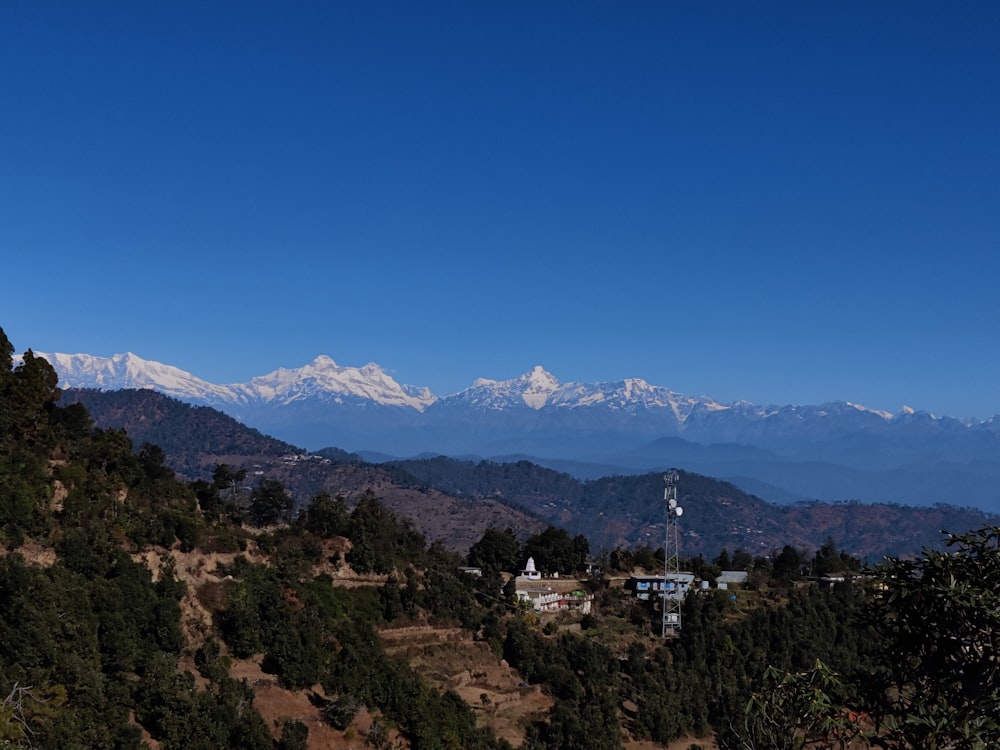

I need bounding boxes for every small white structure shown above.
[520,557,541,581]
[716,570,749,586]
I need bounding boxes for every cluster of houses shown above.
[459,555,759,616]
[463,551,855,618]
[625,570,749,600]
[511,557,594,614]
[505,557,751,614]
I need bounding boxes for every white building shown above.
[515,587,593,614]
[519,556,541,581]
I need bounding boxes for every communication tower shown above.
[662,469,683,637]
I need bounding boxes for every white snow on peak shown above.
[520,366,560,409]
[26,351,436,412]
[27,350,960,428]
[846,401,894,420]
[447,367,562,410]
[236,357,436,411]
[546,376,713,421]
[28,351,235,402]
[440,367,728,421]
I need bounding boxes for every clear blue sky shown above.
[2,2,998,419]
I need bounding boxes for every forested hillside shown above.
[59,388,306,477]
[61,389,1000,561]
[3,327,999,749]
[387,457,1000,559]
[60,388,546,554]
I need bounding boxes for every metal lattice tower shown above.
[662,470,683,637]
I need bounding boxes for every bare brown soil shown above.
[380,624,554,747]
[228,656,354,749]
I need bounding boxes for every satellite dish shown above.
[675,506,684,517]
[668,498,677,510]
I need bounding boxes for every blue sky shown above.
[2,2,998,419]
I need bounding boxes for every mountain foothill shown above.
[4,326,1000,750]
[54,364,1000,561]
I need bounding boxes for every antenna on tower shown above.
[662,469,683,637]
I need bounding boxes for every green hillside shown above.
[2,326,999,749]
[387,457,1000,559]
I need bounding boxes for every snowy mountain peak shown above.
[28,351,235,403]
[311,354,338,368]
[519,366,560,409]
[27,351,436,412]
[525,364,556,381]
[240,357,435,411]
[451,367,561,410]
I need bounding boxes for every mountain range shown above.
[58,387,1000,560]
[26,351,1000,512]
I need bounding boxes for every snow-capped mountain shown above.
[226,355,435,411]
[450,365,563,410]
[24,352,435,412]
[21,349,1000,512]
[31,352,235,404]
[436,364,723,422]
[26,351,929,445]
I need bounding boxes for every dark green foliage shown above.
[379,575,405,621]
[248,477,293,526]
[267,525,324,579]
[0,346,61,543]
[322,692,361,730]
[262,604,328,689]
[861,526,1000,748]
[277,719,309,750]
[212,463,247,509]
[608,544,659,572]
[419,542,486,628]
[299,490,349,538]
[772,545,804,580]
[194,637,230,683]
[217,560,291,658]
[346,490,426,574]
[733,660,865,750]
[810,537,861,576]
[135,653,272,750]
[59,388,299,479]
[300,575,383,623]
[215,560,368,690]
[522,526,588,575]
[0,327,12,373]
[0,547,193,748]
[467,527,522,574]
[503,619,623,749]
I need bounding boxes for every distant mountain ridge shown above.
[58,387,1000,559]
[26,350,929,424]
[24,350,1000,512]
[37,351,436,411]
